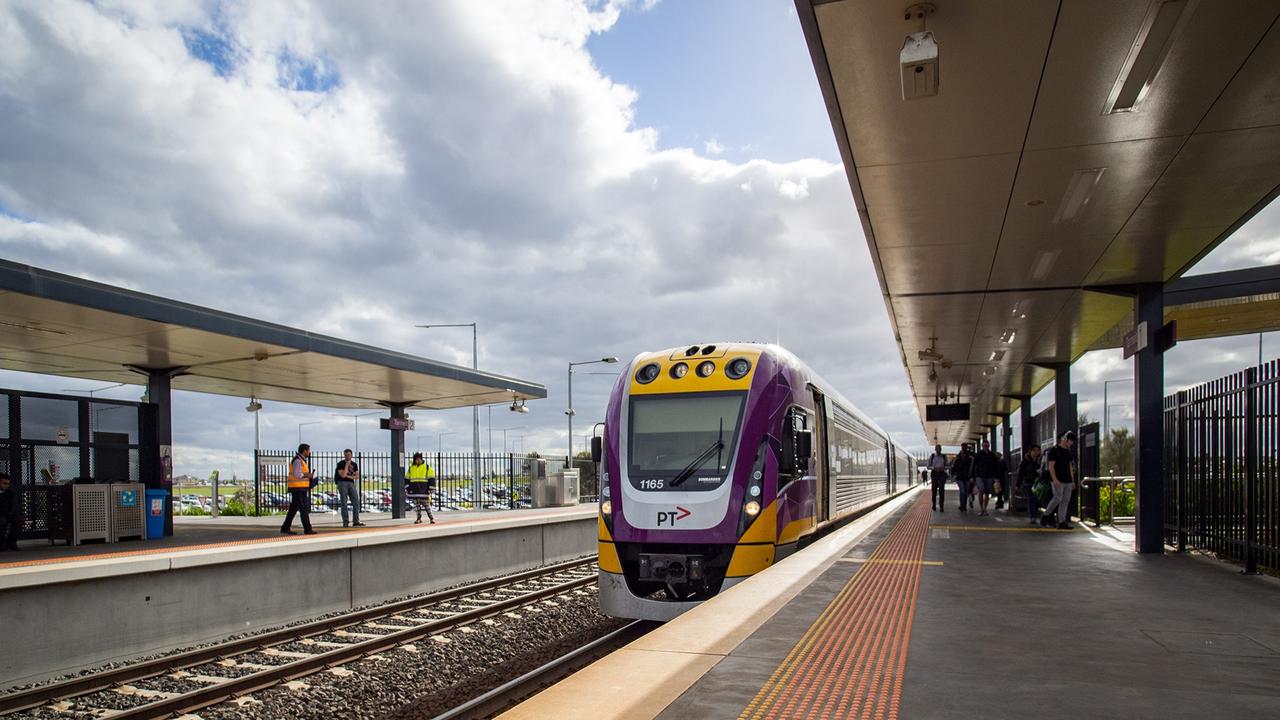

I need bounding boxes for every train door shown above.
[810,387,829,523]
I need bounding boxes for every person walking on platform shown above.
[281,443,317,535]
[0,472,22,552]
[994,449,1010,510]
[973,440,1000,516]
[1041,431,1078,529]
[406,452,436,525]
[952,444,975,512]
[1017,445,1043,525]
[335,448,365,528]
[927,444,948,511]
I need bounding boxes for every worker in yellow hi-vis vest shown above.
[406,452,436,525]
[281,443,316,535]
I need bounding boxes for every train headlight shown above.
[601,500,612,515]
[744,500,761,516]
[670,362,689,379]
[726,358,752,380]
[635,363,660,384]
[696,361,715,377]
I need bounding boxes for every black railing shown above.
[1163,360,1280,574]
[252,451,604,516]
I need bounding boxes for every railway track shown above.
[429,619,652,720]
[0,558,598,719]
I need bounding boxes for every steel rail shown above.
[105,575,596,719]
[429,620,652,720]
[0,558,594,715]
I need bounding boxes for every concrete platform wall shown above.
[1,517,596,688]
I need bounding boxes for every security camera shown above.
[245,400,262,412]
[511,400,529,414]
[901,30,939,100]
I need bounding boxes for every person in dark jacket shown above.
[0,472,21,551]
[972,440,1000,516]
[994,450,1010,510]
[1018,446,1043,524]
[926,444,948,512]
[952,444,975,512]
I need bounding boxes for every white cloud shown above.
[0,0,917,475]
[704,137,725,155]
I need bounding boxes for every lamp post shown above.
[61,382,128,399]
[417,323,481,497]
[298,421,321,445]
[501,426,526,454]
[437,430,456,454]
[567,357,618,465]
[332,410,380,453]
[1102,378,1134,442]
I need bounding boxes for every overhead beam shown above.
[1162,264,1280,306]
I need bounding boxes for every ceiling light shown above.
[1104,0,1195,114]
[1031,250,1059,282]
[988,350,1005,362]
[918,348,944,362]
[1000,329,1016,344]
[1010,300,1029,319]
[1054,168,1107,223]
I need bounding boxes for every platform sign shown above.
[380,417,415,431]
[1123,321,1148,359]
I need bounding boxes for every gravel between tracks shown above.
[198,588,624,720]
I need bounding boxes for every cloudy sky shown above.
[1,0,1276,477]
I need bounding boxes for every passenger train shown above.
[593,343,916,621]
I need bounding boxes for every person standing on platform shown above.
[994,449,1010,510]
[927,444,948,511]
[406,452,436,525]
[0,472,21,552]
[952,443,975,512]
[281,443,317,535]
[973,440,1000,516]
[335,448,365,528]
[1041,431,1078,529]
[1018,445,1043,525]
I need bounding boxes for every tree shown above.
[1077,411,1092,428]
[1101,427,1135,476]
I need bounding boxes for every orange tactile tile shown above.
[739,493,932,720]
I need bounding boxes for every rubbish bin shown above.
[145,489,168,540]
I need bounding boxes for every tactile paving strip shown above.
[739,493,931,720]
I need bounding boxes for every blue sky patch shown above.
[182,27,239,78]
[277,50,341,93]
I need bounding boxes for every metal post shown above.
[147,369,178,536]
[253,409,260,515]
[390,404,408,519]
[1175,390,1187,551]
[1134,283,1165,554]
[472,324,481,509]
[567,364,574,465]
[1243,367,1259,574]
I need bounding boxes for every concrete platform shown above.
[504,488,1280,719]
[0,505,595,688]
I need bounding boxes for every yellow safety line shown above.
[930,525,1078,533]
[838,558,944,566]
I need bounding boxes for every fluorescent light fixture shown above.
[982,366,997,377]
[1010,300,1029,319]
[1104,0,1197,114]
[1031,250,1060,282]
[989,349,1005,362]
[1054,167,1107,223]
[1000,329,1016,344]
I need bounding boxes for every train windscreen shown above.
[627,391,746,488]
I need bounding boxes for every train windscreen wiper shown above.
[671,419,725,488]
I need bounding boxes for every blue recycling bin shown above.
[145,489,168,539]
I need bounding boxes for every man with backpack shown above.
[951,444,975,512]
[280,443,317,535]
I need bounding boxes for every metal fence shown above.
[1163,359,1280,574]
[253,451,600,516]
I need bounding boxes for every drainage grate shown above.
[1141,630,1278,658]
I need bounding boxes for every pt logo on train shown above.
[594,343,916,621]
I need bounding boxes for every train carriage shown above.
[595,343,915,621]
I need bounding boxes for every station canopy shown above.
[0,260,546,410]
[797,0,1280,445]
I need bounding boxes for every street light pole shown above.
[438,430,456,454]
[298,421,320,445]
[417,322,481,498]
[1102,378,1134,442]
[567,357,619,466]
[501,426,525,454]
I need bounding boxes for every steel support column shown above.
[1134,283,1165,554]
[146,369,179,537]
[390,404,409,520]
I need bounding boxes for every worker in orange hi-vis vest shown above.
[281,443,317,535]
